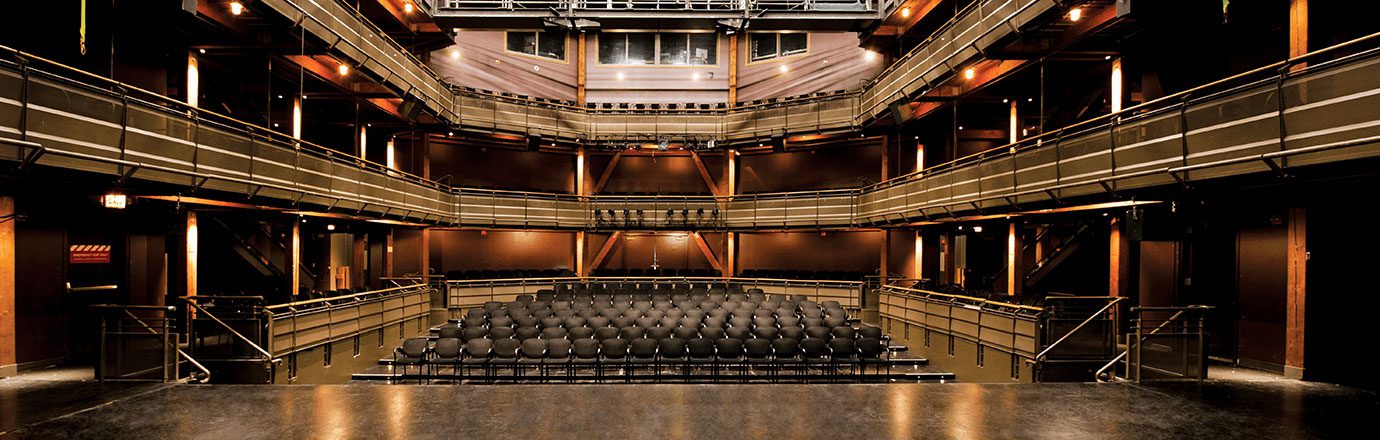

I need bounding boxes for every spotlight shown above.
[230,1,244,16]
[338,63,350,75]
[972,226,983,233]
[778,64,789,73]
[901,7,911,18]
[403,2,414,13]
[450,49,460,59]
[1069,7,1082,22]
[963,68,975,80]
[198,48,206,54]
[864,51,878,62]
[326,224,336,231]
[616,71,626,81]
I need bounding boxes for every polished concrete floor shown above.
[2,369,1377,439]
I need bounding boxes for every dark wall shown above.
[429,230,575,272]
[429,145,575,193]
[738,231,881,273]
[590,233,724,272]
[594,155,715,195]
[738,144,882,193]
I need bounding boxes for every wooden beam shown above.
[185,211,198,298]
[726,149,737,197]
[689,151,721,196]
[588,231,622,274]
[691,232,724,273]
[1109,217,1128,297]
[1007,221,1022,296]
[881,135,891,181]
[728,34,739,107]
[1285,207,1307,379]
[726,232,737,277]
[576,148,587,196]
[290,221,301,297]
[1,195,16,377]
[577,33,588,105]
[880,231,891,285]
[591,151,623,194]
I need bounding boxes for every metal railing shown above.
[7,33,1380,231]
[437,0,875,12]
[181,296,281,383]
[265,284,433,357]
[446,276,864,318]
[1097,305,1212,383]
[93,304,211,383]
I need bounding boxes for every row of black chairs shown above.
[393,335,888,383]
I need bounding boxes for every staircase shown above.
[206,217,316,293]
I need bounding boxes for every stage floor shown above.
[2,372,1376,439]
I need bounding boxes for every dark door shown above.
[1235,223,1287,369]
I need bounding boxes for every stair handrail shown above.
[1095,305,1213,382]
[1029,296,1125,364]
[116,307,212,383]
[179,296,281,365]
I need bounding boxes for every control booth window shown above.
[749,33,808,62]
[599,32,717,66]
[506,31,568,61]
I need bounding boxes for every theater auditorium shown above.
[1,0,1378,438]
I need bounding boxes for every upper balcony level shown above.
[431,0,881,31]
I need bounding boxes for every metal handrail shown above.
[1030,296,1124,362]
[266,283,430,311]
[878,284,1043,313]
[1095,305,1213,382]
[1094,310,1185,382]
[119,308,212,383]
[179,297,281,364]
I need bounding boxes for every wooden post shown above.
[914,231,924,280]
[576,147,587,196]
[1007,221,1022,296]
[1110,58,1123,113]
[291,95,302,140]
[1,196,16,377]
[1109,217,1127,297]
[1289,0,1308,72]
[728,34,739,107]
[1285,207,1307,379]
[352,234,367,289]
[576,231,586,277]
[881,135,891,181]
[185,211,198,298]
[1009,99,1019,143]
[726,149,737,197]
[289,220,300,298]
[726,232,737,278]
[880,231,890,285]
[577,32,588,105]
[186,51,200,108]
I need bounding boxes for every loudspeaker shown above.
[181,0,198,14]
[888,100,910,125]
[398,96,423,122]
[1116,0,1133,17]
[1125,207,1144,241]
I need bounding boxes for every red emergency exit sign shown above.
[70,244,111,264]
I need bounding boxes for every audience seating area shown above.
[391,287,890,383]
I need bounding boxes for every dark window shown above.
[602,32,716,65]
[506,31,567,60]
[750,33,809,62]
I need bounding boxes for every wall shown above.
[738,231,881,274]
[738,144,882,193]
[429,230,575,272]
[430,31,579,101]
[428,31,882,104]
[737,32,885,102]
[588,232,725,272]
[592,154,722,194]
[429,143,576,193]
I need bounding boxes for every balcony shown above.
[432,0,879,30]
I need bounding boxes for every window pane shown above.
[537,31,566,60]
[749,33,777,61]
[507,32,537,55]
[688,33,717,65]
[780,33,807,56]
[659,33,689,65]
[598,34,626,64]
[625,33,655,65]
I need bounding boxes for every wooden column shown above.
[1285,207,1307,379]
[576,231,586,277]
[728,34,739,107]
[726,149,737,197]
[726,232,737,277]
[185,211,198,298]
[186,51,200,108]
[289,220,301,298]
[914,231,924,280]
[880,231,891,284]
[1009,99,1019,143]
[1290,0,1308,71]
[881,136,891,181]
[1,196,16,377]
[352,234,367,289]
[577,33,588,105]
[385,231,395,280]
[1110,58,1124,113]
[1007,221,1023,296]
[1109,217,1129,297]
[291,95,303,140]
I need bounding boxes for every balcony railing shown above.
[5,34,1380,231]
[437,0,874,13]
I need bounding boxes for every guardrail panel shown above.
[1183,86,1279,180]
[1282,57,1380,167]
